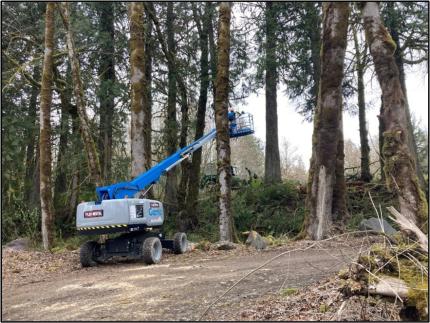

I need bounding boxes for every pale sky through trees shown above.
[238,67,428,168]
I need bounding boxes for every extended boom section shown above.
[96,128,217,201]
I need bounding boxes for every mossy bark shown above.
[361,2,428,231]
[332,113,348,222]
[305,2,322,114]
[39,2,56,250]
[385,2,426,198]
[143,5,153,181]
[215,2,233,242]
[378,96,386,182]
[208,2,217,99]
[97,2,115,182]
[129,2,148,182]
[183,3,211,231]
[60,2,102,187]
[164,2,178,218]
[264,2,281,185]
[304,2,350,240]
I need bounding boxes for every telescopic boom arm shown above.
[95,112,254,202]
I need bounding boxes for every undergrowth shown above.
[4,179,398,250]
[164,180,306,242]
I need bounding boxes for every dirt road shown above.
[2,239,361,321]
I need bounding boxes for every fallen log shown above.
[368,275,408,299]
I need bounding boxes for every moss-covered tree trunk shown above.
[361,2,428,230]
[305,2,349,240]
[353,25,372,182]
[39,2,56,250]
[215,2,233,242]
[60,2,102,187]
[264,2,281,185]
[164,2,178,218]
[128,2,151,187]
[307,2,322,112]
[182,3,211,231]
[143,4,154,198]
[392,39,426,197]
[208,2,217,99]
[332,113,347,221]
[97,2,115,182]
[378,96,386,182]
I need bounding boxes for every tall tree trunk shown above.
[264,2,281,185]
[208,2,217,99]
[60,2,102,187]
[65,103,81,224]
[387,18,427,196]
[215,2,233,242]
[39,2,56,250]
[24,64,40,207]
[97,2,115,182]
[177,72,190,217]
[332,114,347,221]
[53,68,70,220]
[182,3,211,231]
[306,2,322,115]
[31,143,41,208]
[164,2,178,218]
[361,2,428,230]
[305,2,350,240]
[353,25,372,182]
[128,2,150,187]
[143,4,153,198]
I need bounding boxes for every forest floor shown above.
[2,234,400,321]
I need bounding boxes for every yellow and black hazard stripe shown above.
[77,224,128,231]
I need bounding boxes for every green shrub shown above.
[186,180,305,242]
[1,201,40,244]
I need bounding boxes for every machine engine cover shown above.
[76,198,164,232]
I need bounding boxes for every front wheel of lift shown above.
[142,237,162,264]
[80,241,100,267]
[173,232,188,254]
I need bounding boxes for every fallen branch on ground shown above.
[386,206,428,253]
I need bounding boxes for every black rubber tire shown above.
[142,237,162,264]
[173,232,188,254]
[80,241,99,267]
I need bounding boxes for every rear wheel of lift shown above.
[173,232,188,254]
[80,241,100,267]
[142,237,162,264]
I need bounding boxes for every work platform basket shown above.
[229,112,255,138]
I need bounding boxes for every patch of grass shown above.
[195,240,212,251]
[264,234,290,246]
[319,303,329,313]
[51,235,90,253]
[280,287,297,297]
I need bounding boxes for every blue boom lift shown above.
[76,112,254,266]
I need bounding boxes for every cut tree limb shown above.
[368,276,409,299]
[387,206,428,253]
